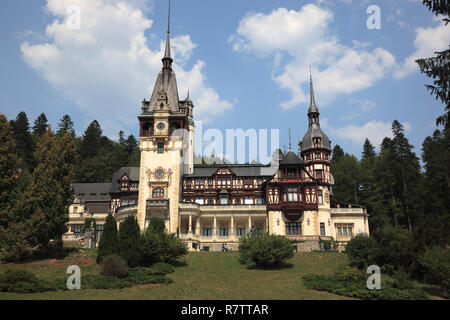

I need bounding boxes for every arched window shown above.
[153,187,164,198]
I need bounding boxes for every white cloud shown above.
[395,18,450,79]
[322,118,412,147]
[21,0,233,136]
[230,4,397,110]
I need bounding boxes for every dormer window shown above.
[160,103,164,109]
[152,187,164,198]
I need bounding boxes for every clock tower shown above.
[136,4,194,232]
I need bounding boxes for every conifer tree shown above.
[57,114,75,137]
[118,216,141,267]
[416,0,450,128]
[32,113,49,136]
[28,129,75,247]
[11,111,34,168]
[0,115,18,244]
[80,120,102,158]
[97,214,120,263]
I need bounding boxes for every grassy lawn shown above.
[0,249,354,300]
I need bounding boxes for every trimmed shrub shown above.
[96,214,119,264]
[100,254,129,278]
[118,216,141,267]
[239,232,294,268]
[127,267,173,285]
[345,234,379,270]
[83,274,131,289]
[149,262,175,275]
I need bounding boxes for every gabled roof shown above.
[281,151,303,165]
[71,183,111,201]
[109,167,140,193]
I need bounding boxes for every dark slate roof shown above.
[184,164,274,178]
[148,69,180,113]
[281,151,303,165]
[72,183,111,201]
[301,124,331,152]
[109,167,140,193]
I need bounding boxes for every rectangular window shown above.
[208,178,213,186]
[244,196,253,205]
[286,222,302,236]
[202,228,211,237]
[73,207,78,214]
[315,152,321,160]
[219,228,229,236]
[288,188,298,202]
[129,199,136,205]
[343,227,348,236]
[71,225,82,233]
[195,198,204,205]
[320,222,325,236]
[337,227,342,236]
[157,142,164,154]
[256,198,263,204]
[318,190,323,204]
[287,169,296,179]
[122,199,129,206]
[220,197,228,205]
[348,227,353,236]
[236,228,246,237]
[316,170,323,180]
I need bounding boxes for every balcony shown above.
[147,198,169,208]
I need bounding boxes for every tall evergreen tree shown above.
[416,1,450,128]
[0,114,18,234]
[57,114,75,137]
[118,216,141,267]
[331,152,361,204]
[11,111,34,168]
[32,113,49,137]
[79,120,102,159]
[28,129,75,247]
[97,214,120,263]
[331,145,344,163]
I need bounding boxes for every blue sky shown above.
[1,0,449,160]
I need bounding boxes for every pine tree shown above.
[57,114,75,137]
[28,129,75,247]
[11,111,34,168]
[391,120,422,231]
[32,113,49,137]
[0,114,18,241]
[97,214,120,263]
[118,216,141,267]
[80,120,102,158]
[331,150,361,204]
[331,145,344,163]
[416,1,450,128]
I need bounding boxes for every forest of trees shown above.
[0,112,140,260]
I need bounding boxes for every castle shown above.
[64,12,369,252]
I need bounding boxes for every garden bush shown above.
[100,254,129,278]
[413,246,450,297]
[0,268,56,293]
[345,234,379,270]
[239,232,294,268]
[303,268,428,300]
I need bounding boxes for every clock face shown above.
[155,169,164,179]
[156,122,166,131]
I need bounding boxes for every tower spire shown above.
[309,67,318,114]
[289,128,292,151]
[162,0,173,69]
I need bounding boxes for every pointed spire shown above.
[289,128,292,151]
[308,67,319,114]
[162,0,173,69]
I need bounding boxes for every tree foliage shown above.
[97,214,119,264]
[239,232,294,268]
